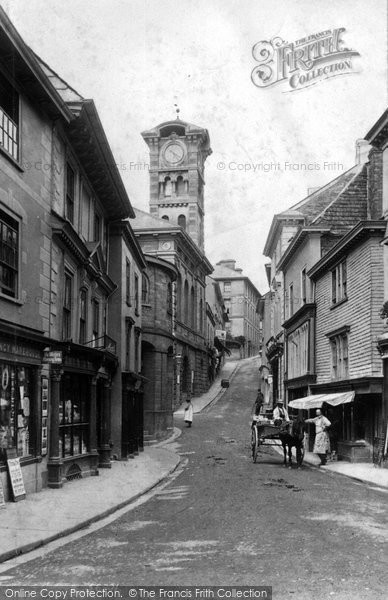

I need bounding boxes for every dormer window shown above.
[0,72,19,162]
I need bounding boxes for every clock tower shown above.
[141,118,212,251]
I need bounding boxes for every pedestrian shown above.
[254,390,264,416]
[305,408,331,465]
[184,399,193,427]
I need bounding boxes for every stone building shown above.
[133,208,213,434]
[212,260,261,358]
[0,8,137,498]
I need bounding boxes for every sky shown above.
[2,0,387,292]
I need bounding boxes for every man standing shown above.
[272,399,289,423]
[305,408,331,465]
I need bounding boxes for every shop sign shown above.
[43,350,63,364]
[7,458,26,501]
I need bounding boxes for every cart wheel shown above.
[251,426,259,463]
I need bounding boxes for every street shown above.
[1,357,387,600]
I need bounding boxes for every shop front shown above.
[0,320,47,500]
[121,372,145,459]
[47,341,118,488]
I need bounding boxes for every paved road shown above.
[1,357,388,600]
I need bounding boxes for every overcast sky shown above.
[2,0,387,291]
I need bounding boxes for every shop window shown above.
[59,374,89,458]
[79,288,87,344]
[0,364,34,461]
[332,260,347,304]
[0,71,19,161]
[62,273,73,340]
[66,164,75,224]
[0,209,19,298]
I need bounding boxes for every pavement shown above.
[0,443,180,564]
[0,354,387,567]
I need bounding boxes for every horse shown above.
[277,419,305,468]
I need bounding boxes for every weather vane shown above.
[174,103,180,119]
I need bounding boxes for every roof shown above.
[0,6,73,122]
[132,208,178,231]
[263,165,363,257]
[212,263,261,297]
[141,118,211,153]
[365,108,388,148]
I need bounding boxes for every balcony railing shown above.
[84,334,117,355]
[0,108,18,161]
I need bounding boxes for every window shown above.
[126,259,131,305]
[59,374,89,457]
[161,215,169,221]
[199,298,203,333]
[142,274,150,304]
[134,328,141,373]
[224,281,231,295]
[330,332,349,380]
[125,319,133,371]
[167,282,172,313]
[134,273,139,314]
[190,286,195,328]
[94,212,101,242]
[66,164,75,224]
[288,283,294,317]
[332,260,347,304]
[92,299,99,346]
[0,209,18,298]
[176,176,185,195]
[0,72,19,161]
[164,177,172,197]
[301,268,307,304]
[81,188,91,241]
[0,364,34,461]
[62,273,73,340]
[79,288,87,344]
[178,214,186,230]
[184,280,189,323]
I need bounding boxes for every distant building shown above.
[212,260,261,358]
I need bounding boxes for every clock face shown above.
[164,143,184,165]
[162,241,171,250]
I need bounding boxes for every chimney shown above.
[217,259,236,270]
[355,139,371,165]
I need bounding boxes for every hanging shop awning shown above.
[288,391,355,410]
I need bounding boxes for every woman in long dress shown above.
[305,408,331,465]
[184,399,193,427]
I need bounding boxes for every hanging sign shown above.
[7,458,26,501]
[43,350,63,364]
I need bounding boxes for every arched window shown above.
[183,280,189,324]
[161,215,169,221]
[178,214,186,230]
[190,286,195,329]
[164,177,172,197]
[176,176,185,196]
[142,274,150,304]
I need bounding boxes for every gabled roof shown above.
[365,108,388,149]
[263,164,365,258]
[35,54,84,103]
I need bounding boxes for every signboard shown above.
[7,458,26,501]
[215,330,226,341]
[43,350,63,364]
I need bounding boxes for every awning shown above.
[288,391,355,410]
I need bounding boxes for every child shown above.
[184,399,193,427]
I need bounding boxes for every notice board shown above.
[7,458,26,501]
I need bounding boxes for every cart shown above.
[251,415,283,463]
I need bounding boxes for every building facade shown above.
[212,260,261,358]
[0,9,138,498]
